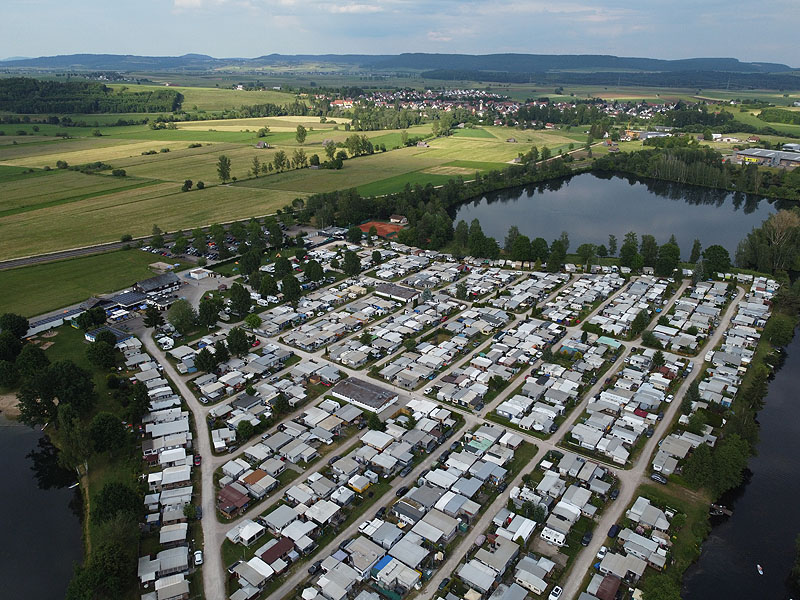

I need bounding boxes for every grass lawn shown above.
[356,171,453,196]
[451,128,496,139]
[0,249,189,316]
[631,483,711,577]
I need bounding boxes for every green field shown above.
[0,249,189,316]
[727,108,800,136]
[107,83,303,111]
[0,181,302,260]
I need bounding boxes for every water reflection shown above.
[682,335,800,600]
[452,172,776,253]
[0,417,83,599]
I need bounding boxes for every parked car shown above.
[666,394,674,403]
[657,411,664,421]
[609,488,619,501]
[548,586,563,600]
[375,506,386,519]
[194,456,202,466]
[608,524,621,538]
[308,560,322,574]
[193,550,203,566]
[645,426,654,438]
[596,546,608,560]
[581,531,593,546]
[650,473,668,485]
[399,466,412,477]
[328,455,341,466]
[438,578,450,591]
[396,486,409,497]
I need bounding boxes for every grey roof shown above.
[136,272,180,293]
[331,377,397,410]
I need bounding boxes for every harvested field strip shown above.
[0,139,193,168]
[0,178,161,217]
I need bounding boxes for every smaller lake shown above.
[0,415,83,600]
[452,172,779,255]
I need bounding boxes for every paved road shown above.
[418,278,699,599]
[142,333,227,600]
[140,267,728,600]
[558,285,744,600]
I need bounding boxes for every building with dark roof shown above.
[375,283,420,304]
[134,272,181,295]
[331,377,398,413]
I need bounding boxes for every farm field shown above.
[0,181,302,260]
[106,83,303,111]
[0,139,195,168]
[0,249,189,317]
[0,118,583,261]
[727,109,800,136]
[0,170,158,216]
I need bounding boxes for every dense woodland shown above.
[593,138,800,200]
[0,78,183,113]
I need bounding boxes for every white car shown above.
[423,387,433,394]
[548,586,563,600]
[666,394,674,403]
[597,545,608,560]
[194,550,203,566]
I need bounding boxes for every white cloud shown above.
[427,31,452,42]
[329,3,383,13]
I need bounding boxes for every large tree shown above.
[295,124,307,145]
[216,154,232,183]
[304,260,324,282]
[703,244,731,274]
[0,313,29,338]
[93,481,141,522]
[281,274,302,305]
[229,282,252,316]
[198,296,222,329]
[17,360,97,425]
[167,299,196,335]
[90,412,127,454]
[342,250,361,276]
[226,327,250,356]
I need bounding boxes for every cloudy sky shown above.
[1,0,797,65]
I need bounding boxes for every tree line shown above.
[0,77,183,114]
[592,138,800,201]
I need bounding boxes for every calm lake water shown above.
[452,172,780,254]
[682,333,800,600]
[0,414,83,599]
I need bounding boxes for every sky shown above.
[1,0,798,65]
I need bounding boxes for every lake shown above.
[0,415,83,599]
[682,333,800,600]
[452,172,779,254]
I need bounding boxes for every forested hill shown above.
[0,78,183,113]
[1,52,793,74]
[419,69,800,89]
[368,54,792,73]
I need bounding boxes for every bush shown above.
[160,148,170,153]
[196,181,205,189]
[56,160,68,169]
[111,169,126,177]
[120,234,133,242]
